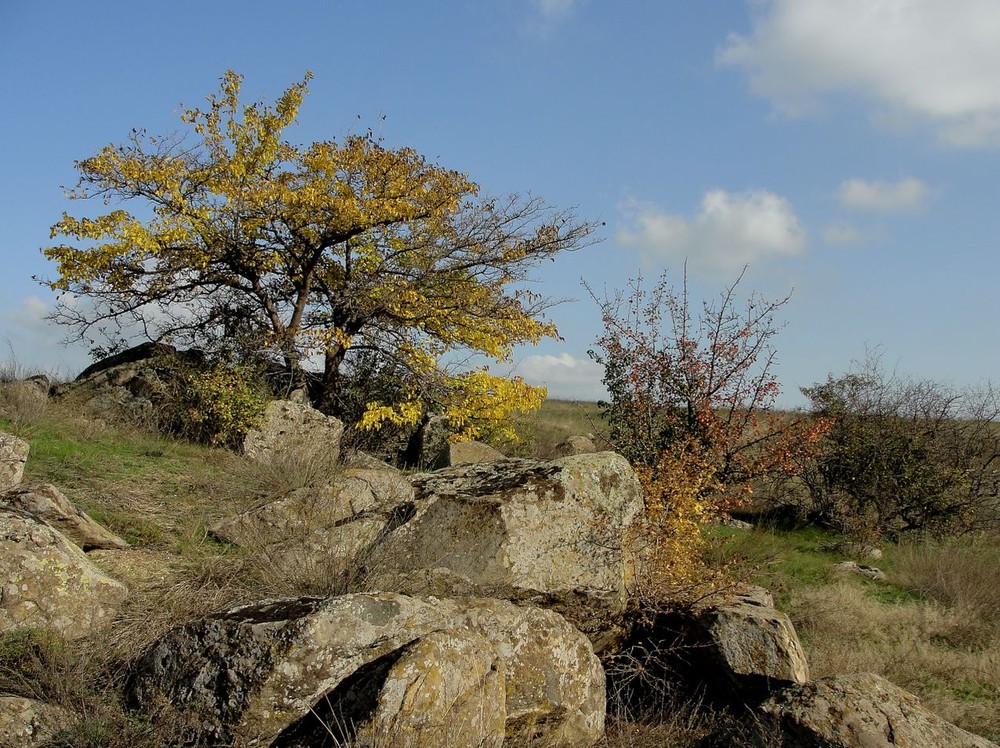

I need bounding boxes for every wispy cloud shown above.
[617,189,808,277]
[821,222,863,245]
[837,177,931,213]
[719,0,1000,146]
[502,352,606,402]
[537,0,575,20]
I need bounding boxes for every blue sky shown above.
[2,0,1000,407]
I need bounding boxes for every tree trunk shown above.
[316,345,347,415]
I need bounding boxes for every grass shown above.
[514,398,606,457]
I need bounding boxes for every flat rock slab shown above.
[2,483,127,550]
[0,696,73,748]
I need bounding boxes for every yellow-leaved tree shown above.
[40,71,598,437]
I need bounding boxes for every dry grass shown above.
[789,581,1000,741]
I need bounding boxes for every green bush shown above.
[173,361,269,448]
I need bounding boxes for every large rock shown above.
[125,593,605,747]
[608,587,809,711]
[1,483,127,550]
[762,672,999,748]
[0,431,29,492]
[210,468,416,581]
[0,697,73,748]
[242,399,344,467]
[0,509,128,639]
[363,453,644,652]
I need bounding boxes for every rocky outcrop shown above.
[363,452,645,653]
[0,696,73,748]
[210,468,415,580]
[125,592,604,747]
[0,509,128,639]
[762,672,999,748]
[242,399,344,466]
[0,430,29,492]
[1,483,127,550]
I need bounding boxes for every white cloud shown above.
[537,0,574,19]
[837,177,930,213]
[821,222,862,245]
[0,296,90,378]
[719,0,1000,146]
[617,189,808,276]
[504,352,606,402]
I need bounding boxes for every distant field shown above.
[516,398,606,457]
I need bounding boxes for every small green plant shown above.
[173,360,268,447]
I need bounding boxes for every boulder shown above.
[210,468,415,580]
[0,509,128,639]
[363,452,644,653]
[607,586,809,711]
[242,399,344,467]
[125,592,605,747]
[832,560,887,581]
[1,483,127,550]
[762,672,999,748]
[448,440,505,466]
[549,434,600,458]
[0,431,29,492]
[0,697,73,748]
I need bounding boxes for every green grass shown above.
[516,398,605,457]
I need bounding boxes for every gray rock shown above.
[0,696,73,748]
[609,585,808,709]
[833,560,887,581]
[1,483,127,550]
[0,509,128,639]
[448,440,505,466]
[549,434,599,458]
[763,672,999,747]
[210,468,415,580]
[242,399,344,467]
[364,452,644,653]
[125,593,605,747]
[0,431,29,492]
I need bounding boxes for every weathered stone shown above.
[210,468,415,580]
[370,629,507,748]
[0,509,128,639]
[448,440,505,466]
[0,697,73,748]
[763,672,999,748]
[702,589,810,690]
[340,449,394,471]
[242,399,344,467]
[364,453,644,653]
[1,483,127,550]
[0,431,29,492]
[608,586,808,711]
[126,593,605,748]
[549,434,599,458]
[832,560,887,581]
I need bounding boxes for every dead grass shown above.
[788,581,1000,741]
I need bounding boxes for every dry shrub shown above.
[626,440,729,608]
[788,581,1000,740]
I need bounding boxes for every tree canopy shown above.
[41,71,598,437]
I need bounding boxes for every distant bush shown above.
[798,353,1000,539]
